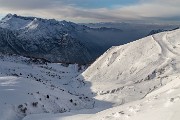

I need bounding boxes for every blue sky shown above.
[0,0,180,23]
[61,0,138,8]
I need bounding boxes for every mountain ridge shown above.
[0,14,93,64]
[1,14,179,64]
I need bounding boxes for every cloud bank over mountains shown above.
[0,0,179,23]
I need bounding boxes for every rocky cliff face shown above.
[0,27,19,54]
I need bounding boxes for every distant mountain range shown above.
[0,14,93,64]
[147,27,180,36]
[0,14,179,64]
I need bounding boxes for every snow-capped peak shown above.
[0,14,34,30]
[2,13,13,20]
[25,18,39,30]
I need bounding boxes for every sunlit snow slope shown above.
[77,28,180,120]
[23,29,180,120]
[80,29,179,105]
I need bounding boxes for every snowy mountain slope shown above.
[67,74,180,120]
[0,14,93,64]
[0,27,19,54]
[0,14,33,30]
[50,76,180,120]
[80,29,180,105]
[26,77,180,120]
[22,28,180,120]
[0,55,95,120]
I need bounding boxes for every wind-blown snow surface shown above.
[23,29,180,120]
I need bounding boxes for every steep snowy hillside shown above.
[23,29,180,120]
[80,28,180,118]
[0,27,19,54]
[81,28,180,105]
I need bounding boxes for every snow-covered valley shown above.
[0,55,95,120]
[1,28,180,120]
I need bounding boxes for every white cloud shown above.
[0,0,179,23]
